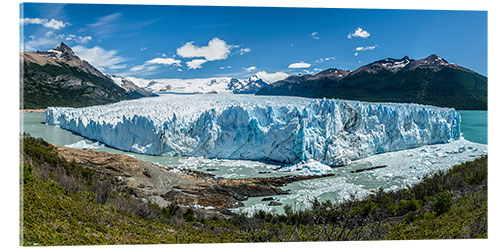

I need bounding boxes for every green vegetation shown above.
[257,67,487,110]
[21,135,487,245]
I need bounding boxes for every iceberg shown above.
[64,140,102,150]
[46,94,461,166]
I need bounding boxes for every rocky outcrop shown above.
[54,144,333,211]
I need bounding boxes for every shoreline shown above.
[51,142,334,212]
[20,109,46,113]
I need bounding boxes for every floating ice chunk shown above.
[64,140,102,150]
[46,94,461,166]
[275,160,333,175]
[192,204,216,210]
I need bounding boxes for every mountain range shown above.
[21,43,487,110]
[256,54,487,110]
[20,43,156,109]
[20,43,274,109]
[142,74,271,94]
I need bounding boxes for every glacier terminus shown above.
[46,94,461,166]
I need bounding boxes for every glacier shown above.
[46,94,461,166]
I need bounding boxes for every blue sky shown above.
[20,3,488,80]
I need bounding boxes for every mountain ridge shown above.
[21,43,155,109]
[256,54,487,110]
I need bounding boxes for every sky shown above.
[20,3,488,81]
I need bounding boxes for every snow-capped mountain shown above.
[142,74,271,94]
[106,74,157,98]
[144,77,234,94]
[35,42,107,79]
[228,75,270,94]
[351,56,412,74]
[402,54,472,72]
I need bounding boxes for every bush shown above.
[432,191,453,215]
[183,208,195,222]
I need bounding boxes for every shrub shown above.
[432,191,453,215]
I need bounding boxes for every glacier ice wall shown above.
[46,94,461,166]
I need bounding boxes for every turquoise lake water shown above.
[458,110,487,144]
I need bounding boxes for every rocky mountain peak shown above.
[310,68,351,81]
[31,42,107,79]
[400,54,462,72]
[352,56,413,74]
[54,42,75,56]
[37,42,77,61]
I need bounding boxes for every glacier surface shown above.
[46,94,461,166]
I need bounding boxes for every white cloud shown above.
[186,59,208,69]
[86,13,124,37]
[88,13,122,28]
[238,47,251,55]
[128,57,182,74]
[220,67,225,70]
[254,71,289,83]
[347,28,370,39]
[315,57,335,63]
[177,37,231,61]
[244,66,257,72]
[354,45,376,56]
[288,62,311,68]
[177,68,183,72]
[146,58,181,66]
[72,45,127,71]
[176,37,240,70]
[311,32,320,40]
[23,36,60,51]
[355,46,376,51]
[44,19,67,29]
[129,64,159,72]
[21,18,68,30]
[140,46,148,51]
[29,32,92,50]
[65,34,92,44]
[20,18,45,25]
[227,66,232,69]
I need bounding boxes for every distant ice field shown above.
[46,94,461,166]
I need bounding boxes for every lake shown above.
[458,110,487,144]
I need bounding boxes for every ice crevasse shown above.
[46,94,461,166]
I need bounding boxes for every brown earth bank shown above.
[20,109,46,113]
[53,144,333,215]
